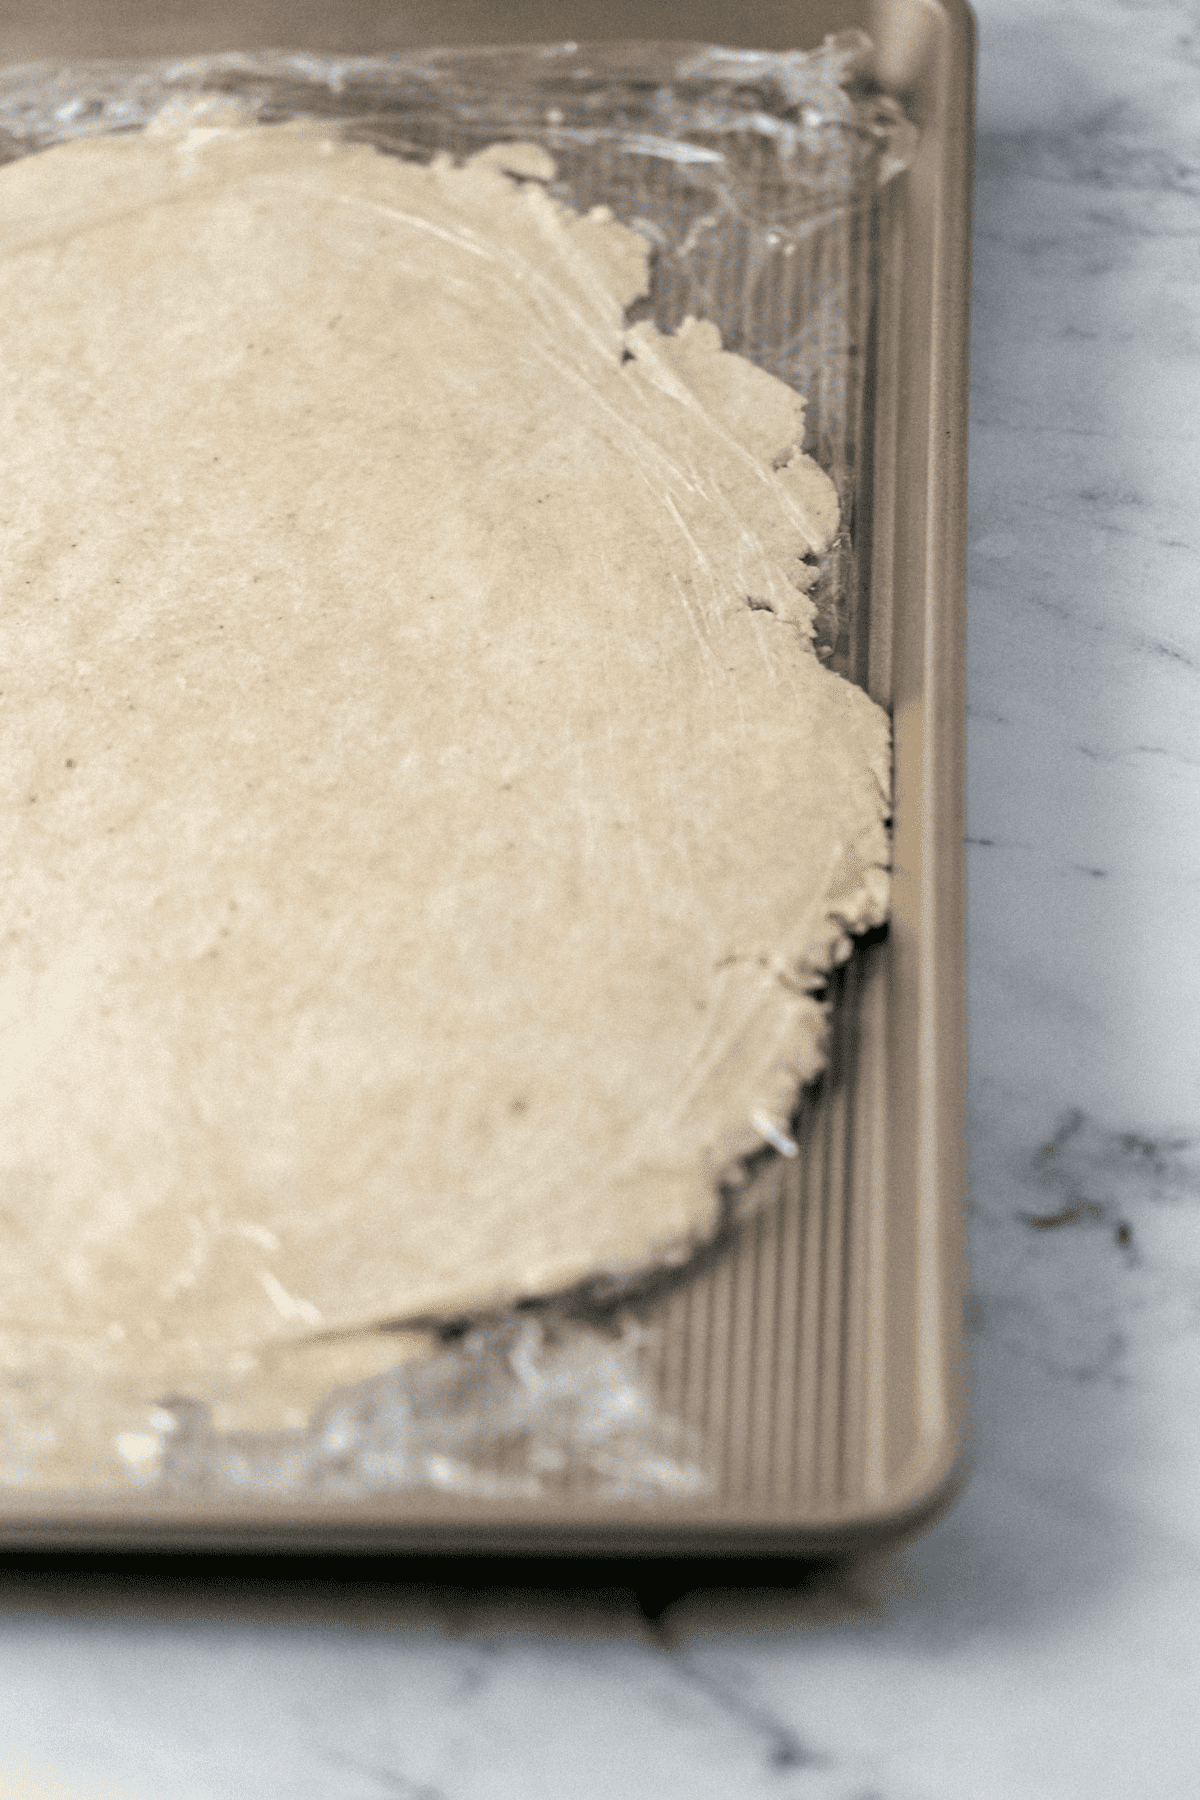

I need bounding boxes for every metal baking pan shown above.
[0,0,974,1556]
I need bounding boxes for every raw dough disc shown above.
[0,120,890,1459]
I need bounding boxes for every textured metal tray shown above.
[0,0,974,1555]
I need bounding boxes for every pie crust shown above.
[0,120,889,1476]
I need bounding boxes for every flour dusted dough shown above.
[0,119,889,1471]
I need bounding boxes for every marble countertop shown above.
[2,1,1199,1794]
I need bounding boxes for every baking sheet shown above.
[0,11,972,1547]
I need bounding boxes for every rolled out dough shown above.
[0,117,889,1477]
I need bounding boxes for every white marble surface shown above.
[4,2,1200,1794]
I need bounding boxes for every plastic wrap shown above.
[0,36,915,1501]
[150,1320,708,1502]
